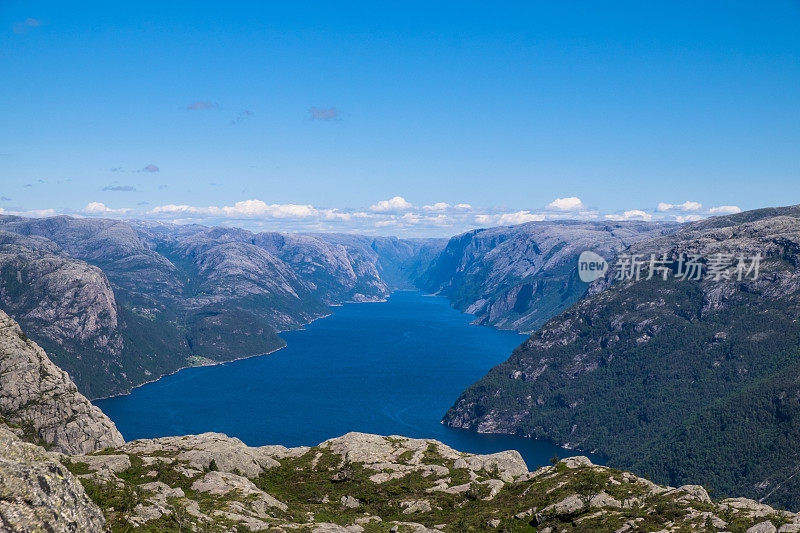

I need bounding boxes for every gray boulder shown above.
[0,425,105,532]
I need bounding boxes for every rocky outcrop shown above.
[0,309,123,454]
[60,430,800,532]
[119,432,288,478]
[254,232,393,303]
[308,234,446,294]
[0,424,105,532]
[418,220,675,333]
[443,205,800,510]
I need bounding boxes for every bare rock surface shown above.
[0,309,123,454]
[191,471,287,511]
[121,432,281,477]
[38,428,800,532]
[0,425,105,532]
[418,220,675,333]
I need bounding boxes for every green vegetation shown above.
[447,257,800,509]
[65,443,791,533]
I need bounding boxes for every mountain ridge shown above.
[443,204,800,509]
[418,219,676,333]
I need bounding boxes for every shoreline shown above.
[91,344,290,401]
[92,291,584,471]
[92,289,523,402]
[92,295,398,401]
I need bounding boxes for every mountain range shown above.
[0,214,665,399]
[5,207,800,511]
[417,220,675,332]
[0,215,443,398]
[444,205,800,509]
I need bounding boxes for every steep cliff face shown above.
[0,309,123,454]
[252,232,393,303]
[0,216,198,398]
[418,220,675,333]
[314,234,447,292]
[444,205,800,509]
[0,231,130,396]
[251,232,446,303]
[0,232,120,351]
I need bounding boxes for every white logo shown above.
[578,251,608,282]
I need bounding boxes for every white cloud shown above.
[476,211,546,226]
[657,201,703,212]
[0,207,57,217]
[425,214,452,226]
[7,193,754,238]
[151,200,320,219]
[375,219,398,227]
[709,205,742,214]
[604,210,653,221]
[674,214,704,223]
[83,202,132,215]
[422,202,451,211]
[321,209,366,221]
[500,211,546,224]
[546,197,584,211]
[370,196,414,212]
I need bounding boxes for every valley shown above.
[4,207,800,527]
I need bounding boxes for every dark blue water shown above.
[96,291,599,468]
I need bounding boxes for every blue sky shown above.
[1,1,798,236]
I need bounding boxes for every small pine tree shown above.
[208,459,218,471]
[574,470,606,509]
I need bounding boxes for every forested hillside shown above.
[444,205,800,509]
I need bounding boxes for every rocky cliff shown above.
[0,308,123,454]
[0,231,132,398]
[444,205,800,509]
[418,220,675,333]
